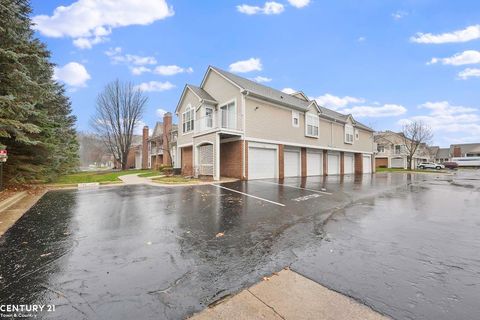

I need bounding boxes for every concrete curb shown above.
[0,191,27,213]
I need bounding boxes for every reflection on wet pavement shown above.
[0,171,479,319]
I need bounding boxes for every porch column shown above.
[214,134,220,181]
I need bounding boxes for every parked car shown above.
[417,162,445,170]
[442,161,458,169]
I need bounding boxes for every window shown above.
[205,107,213,128]
[305,113,319,137]
[355,129,359,140]
[220,101,236,129]
[292,111,300,127]
[377,145,385,153]
[182,104,194,133]
[395,145,401,154]
[344,125,354,144]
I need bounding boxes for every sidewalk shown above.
[190,269,389,320]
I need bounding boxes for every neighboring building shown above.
[114,112,177,169]
[430,147,450,163]
[174,66,376,181]
[374,131,431,169]
[450,143,480,158]
[429,143,480,166]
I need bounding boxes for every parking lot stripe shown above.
[253,180,332,195]
[212,184,286,207]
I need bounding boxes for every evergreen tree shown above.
[0,0,78,183]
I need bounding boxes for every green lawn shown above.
[376,167,445,174]
[151,176,200,185]
[137,171,163,178]
[54,169,154,184]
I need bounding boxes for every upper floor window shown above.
[394,145,402,154]
[292,111,300,127]
[355,129,359,140]
[305,113,319,137]
[220,101,236,130]
[344,125,354,144]
[205,107,213,128]
[377,145,385,153]
[182,104,194,134]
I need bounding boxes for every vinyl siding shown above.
[177,89,200,147]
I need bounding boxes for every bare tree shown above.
[401,120,433,170]
[91,80,147,170]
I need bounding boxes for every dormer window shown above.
[345,125,354,144]
[292,111,300,127]
[182,104,194,134]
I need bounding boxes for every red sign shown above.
[0,150,6,155]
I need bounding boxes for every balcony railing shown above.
[194,111,238,134]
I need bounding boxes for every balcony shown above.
[194,109,238,134]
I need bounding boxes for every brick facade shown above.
[323,150,328,175]
[220,140,243,179]
[301,148,307,177]
[163,113,172,166]
[354,153,363,174]
[181,146,193,176]
[340,152,345,175]
[142,126,149,169]
[278,144,284,179]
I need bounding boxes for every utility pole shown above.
[0,149,7,191]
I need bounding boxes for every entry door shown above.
[307,150,322,176]
[284,149,301,177]
[344,154,354,174]
[328,153,340,175]
[249,147,276,179]
[363,155,372,173]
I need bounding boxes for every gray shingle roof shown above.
[210,66,373,132]
[437,148,450,158]
[186,84,217,102]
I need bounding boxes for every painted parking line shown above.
[212,184,285,207]
[253,180,332,195]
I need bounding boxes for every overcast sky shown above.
[31,0,480,147]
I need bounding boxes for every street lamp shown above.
[0,149,7,191]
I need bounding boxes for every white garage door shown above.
[307,150,322,176]
[344,154,354,174]
[363,155,372,173]
[328,153,340,175]
[249,147,277,179]
[284,149,301,177]
[391,158,404,168]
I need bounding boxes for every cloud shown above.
[229,58,262,73]
[428,50,480,66]
[313,93,365,110]
[53,62,91,87]
[357,36,366,42]
[287,0,310,8]
[131,66,152,76]
[392,10,408,20]
[458,68,480,80]
[237,2,284,15]
[398,101,480,141]
[282,88,297,94]
[411,25,480,44]
[156,108,168,117]
[33,0,174,49]
[252,76,272,83]
[153,65,193,76]
[134,81,175,92]
[106,47,157,66]
[342,104,407,118]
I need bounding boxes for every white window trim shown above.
[182,104,194,135]
[205,106,214,129]
[292,110,300,128]
[305,113,319,138]
[344,124,354,144]
[219,99,237,130]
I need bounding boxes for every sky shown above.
[30,0,480,147]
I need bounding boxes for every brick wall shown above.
[453,146,461,157]
[181,146,193,176]
[142,126,149,169]
[323,150,328,175]
[301,148,307,177]
[220,140,243,179]
[163,113,172,166]
[354,153,363,174]
[340,152,345,175]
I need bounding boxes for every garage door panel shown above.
[344,154,354,174]
[328,153,340,175]
[284,150,301,177]
[391,158,404,168]
[249,147,276,179]
[363,155,372,173]
[307,151,322,176]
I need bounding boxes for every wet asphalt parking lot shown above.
[0,171,480,319]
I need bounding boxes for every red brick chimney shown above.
[142,126,149,169]
[163,112,172,166]
[453,146,461,157]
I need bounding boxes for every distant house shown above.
[430,143,480,163]
[374,131,431,169]
[430,146,450,163]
